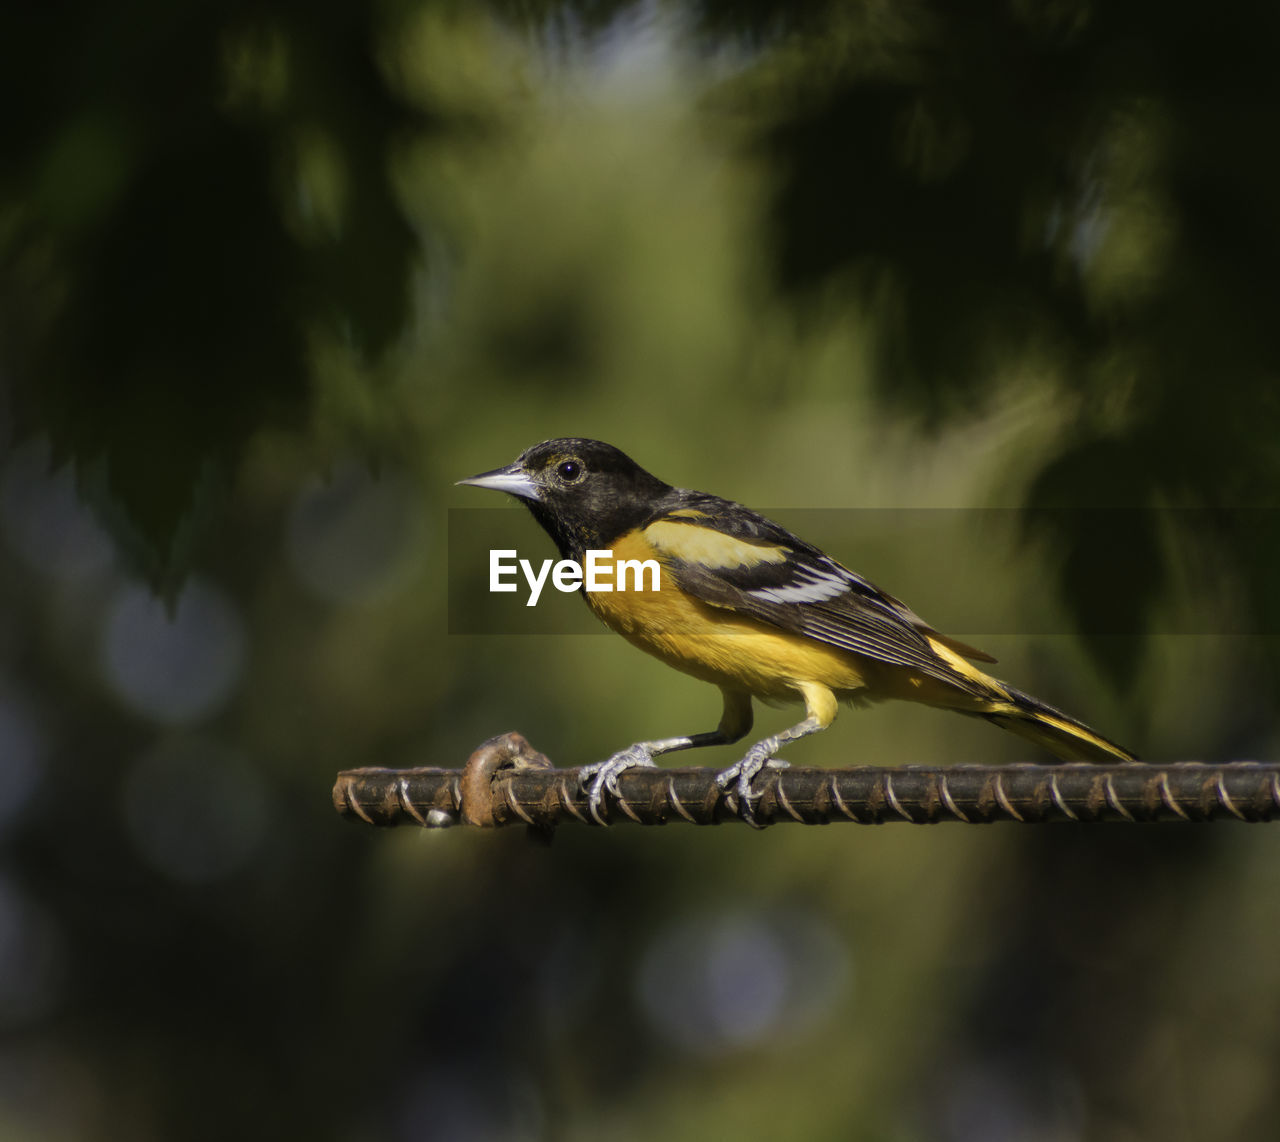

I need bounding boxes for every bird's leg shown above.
[579,689,751,825]
[716,683,837,822]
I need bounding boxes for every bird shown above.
[459,437,1135,823]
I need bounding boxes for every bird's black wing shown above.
[641,492,994,689]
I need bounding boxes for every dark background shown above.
[2,2,1279,1139]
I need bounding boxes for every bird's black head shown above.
[458,438,671,558]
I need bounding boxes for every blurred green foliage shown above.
[2,3,1280,1141]
[1,0,440,581]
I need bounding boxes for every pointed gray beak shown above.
[456,464,541,502]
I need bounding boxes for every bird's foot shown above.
[715,745,790,825]
[578,744,660,825]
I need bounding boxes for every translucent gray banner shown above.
[447,506,1269,636]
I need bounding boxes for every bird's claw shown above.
[578,745,659,825]
[715,751,789,825]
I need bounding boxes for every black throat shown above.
[525,477,673,560]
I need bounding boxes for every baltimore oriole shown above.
[460,437,1136,822]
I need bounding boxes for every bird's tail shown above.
[979,685,1137,763]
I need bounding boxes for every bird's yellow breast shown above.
[584,530,873,703]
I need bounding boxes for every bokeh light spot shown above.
[636,909,851,1056]
[100,579,246,725]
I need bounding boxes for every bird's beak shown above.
[456,464,541,502]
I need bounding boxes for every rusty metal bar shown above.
[333,733,1280,831]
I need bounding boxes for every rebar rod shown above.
[333,733,1280,831]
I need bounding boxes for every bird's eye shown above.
[556,459,583,483]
